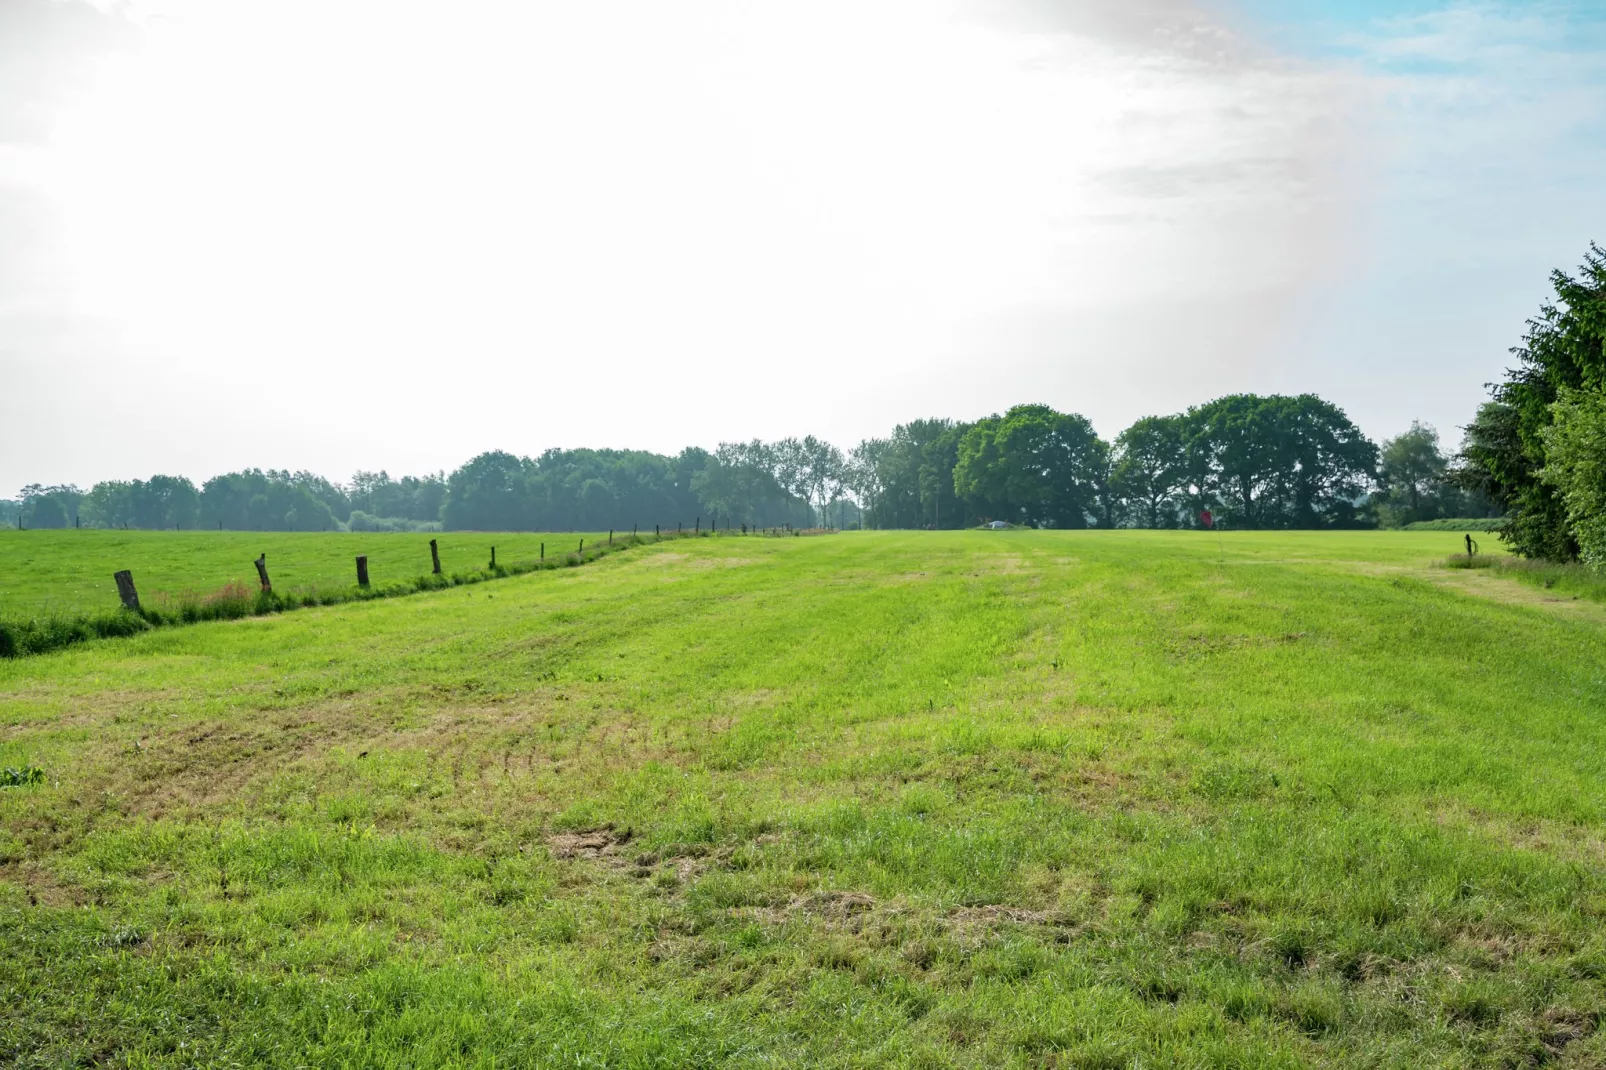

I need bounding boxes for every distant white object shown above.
[987,520,1009,529]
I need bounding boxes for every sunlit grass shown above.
[0,528,649,616]
[2,530,1604,1067]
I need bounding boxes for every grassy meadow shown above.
[3,530,1606,1067]
[0,530,635,616]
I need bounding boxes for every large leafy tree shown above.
[349,471,447,522]
[17,484,83,529]
[440,452,533,531]
[1370,422,1495,526]
[1539,387,1606,567]
[691,441,810,528]
[799,435,844,526]
[1377,422,1448,523]
[1454,244,1606,560]
[85,475,200,529]
[853,419,969,529]
[1110,416,1187,528]
[953,404,1109,528]
[199,470,341,531]
[1184,394,1376,529]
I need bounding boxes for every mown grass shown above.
[2,530,1604,1067]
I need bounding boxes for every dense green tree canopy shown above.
[83,476,200,530]
[1184,394,1377,529]
[1110,416,1188,529]
[851,419,969,530]
[1456,244,1606,561]
[1539,387,1606,567]
[17,485,84,529]
[199,470,342,532]
[348,471,446,523]
[954,405,1108,528]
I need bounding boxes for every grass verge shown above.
[1441,552,1606,602]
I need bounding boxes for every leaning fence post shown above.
[113,570,141,612]
[579,538,584,555]
[356,555,369,587]
[254,554,271,592]
[430,539,442,575]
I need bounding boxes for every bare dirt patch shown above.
[547,827,633,862]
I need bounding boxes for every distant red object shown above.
[1200,510,1214,529]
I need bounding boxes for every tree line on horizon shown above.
[5,392,1496,535]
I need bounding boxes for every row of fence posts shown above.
[103,521,789,613]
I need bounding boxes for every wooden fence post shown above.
[356,555,369,586]
[254,554,271,592]
[579,539,585,555]
[430,539,442,575]
[490,546,496,569]
[113,570,141,612]
[541,542,545,561]
[696,517,700,534]
[609,529,613,545]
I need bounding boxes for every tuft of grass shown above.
[1441,553,1501,570]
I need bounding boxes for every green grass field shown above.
[0,530,629,615]
[3,530,1605,1067]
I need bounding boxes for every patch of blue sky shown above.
[1226,0,1606,72]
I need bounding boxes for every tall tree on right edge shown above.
[1455,243,1606,561]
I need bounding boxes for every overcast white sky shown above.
[2,0,1603,492]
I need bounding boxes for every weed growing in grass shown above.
[0,765,45,787]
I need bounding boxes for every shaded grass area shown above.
[0,531,700,659]
[2,531,1605,1066]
